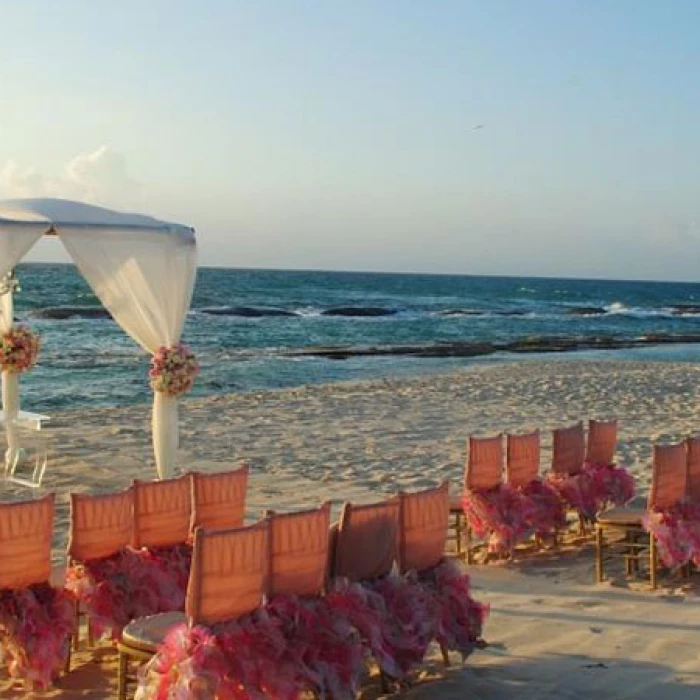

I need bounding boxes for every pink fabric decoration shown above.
[418,559,489,660]
[547,461,635,520]
[0,583,73,689]
[66,544,192,640]
[462,484,532,554]
[643,502,700,569]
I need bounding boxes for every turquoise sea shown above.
[11,264,700,411]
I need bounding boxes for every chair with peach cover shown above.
[586,419,618,465]
[399,482,488,668]
[266,502,366,697]
[506,431,565,542]
[0,494,74,689]
[190,461,248,533]
[132,473,194,611]
[547,422,595,527]
[686,436,700,504]
[329,498,403,683]
[119,521,269,700]
[64,487,134,650]
[461,435,529,558]
[596,443,687,589]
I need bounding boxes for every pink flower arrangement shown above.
[149,343,199,396]
[0,325,40,373]
[137,560,489,698]
[65,544,192,641]
[0,583,74,689]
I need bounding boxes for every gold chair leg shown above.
[455,514,463,559]
[649,533,657,590]
[118,651,128,700]
[72,601,81,651]
[63,641,72,676]
[595,525,604,583]
[465,524,473,565]
[440,642,450,667]
[87,616,95,648]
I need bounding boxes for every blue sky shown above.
[1,1,699,280]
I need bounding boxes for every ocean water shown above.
[10,263,700,412]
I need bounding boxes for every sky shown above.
[1,1,699,281]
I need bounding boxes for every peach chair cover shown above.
[68,488,134,562]
[268,503,331,598]
[186,521,268,627]
[686,437,700,503]
[334,498,399,582]
[0,493,54,589]
[191,463,249,532]
[398,481,449,574]
[648,443,687,510]
[133,474,192,549]
[552,422,585,475]
[586,419,617,465]
[466,435,503,491]
[506,431,540,487]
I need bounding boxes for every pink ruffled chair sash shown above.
[68,488,134,562]
[506,431,540,487]
[649,443,687,510]
[190,463,248,533]
[268,503,331,597]
[0,493,54,589]
[586,419,617,465]
[133,474,193,549]
[466,435,503,491]
[333,499,399,582]
[187,520,268,626]
[398,482,449,574]
[552,422,585,475]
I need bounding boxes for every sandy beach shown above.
[4,357,700,698]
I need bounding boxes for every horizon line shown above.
[19,259,700,286]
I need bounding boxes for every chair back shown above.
[187,521,268,627]
[465,435,503,491]
[586,419,617,465]
[191,463,249,532]
[686,437,700,503]
[648,443,687,510]
[334,498,399,582]
[268,503,331,598]
[398,481,449,574]
[68,487,134,562]
[506,431,540,487]
[133,474,192,549]
[0,493,54,589]
[552,422,585,475]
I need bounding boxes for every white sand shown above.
[3,358,700,697]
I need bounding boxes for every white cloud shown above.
[0,147,142,208]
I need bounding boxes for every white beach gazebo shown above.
[0,198,197,479]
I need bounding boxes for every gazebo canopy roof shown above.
[0,198,194,241]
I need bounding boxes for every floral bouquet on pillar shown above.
[0,325,40,374]
[149,343,199,396]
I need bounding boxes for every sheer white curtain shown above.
[0,224,46,454]
[59,227,197,478]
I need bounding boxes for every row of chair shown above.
[69,463,249,562]
[451,419,621,560]
[465,419,618,492]
[596,436,700,589]
[117,481,478,698]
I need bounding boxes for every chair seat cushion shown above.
[121,611,187,653]
[597,496,647,527]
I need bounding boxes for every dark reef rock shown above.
[322,307,398,317]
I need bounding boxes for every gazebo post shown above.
[0,280,19,464]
